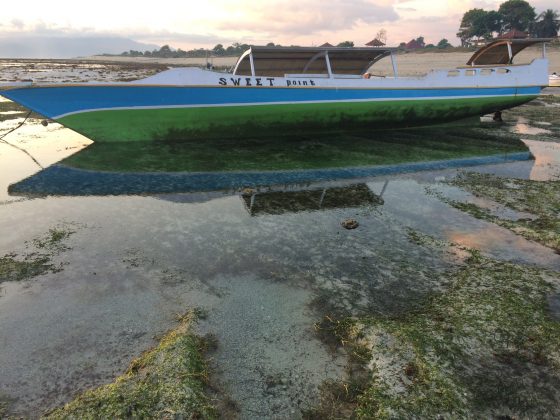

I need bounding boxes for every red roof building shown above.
[405,39,424,49]
[366,38,385,47]
[499,30,528,39]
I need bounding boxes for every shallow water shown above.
[1,80,560,417]
[512,116,553,136]
[0,59,162,83]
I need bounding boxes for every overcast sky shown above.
[2,0,558,54]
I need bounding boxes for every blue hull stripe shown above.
[1,85,540,119]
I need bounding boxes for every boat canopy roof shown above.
[466,38,552,66]
[233,46,396,77]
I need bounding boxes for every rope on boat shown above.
[0,110,44,169]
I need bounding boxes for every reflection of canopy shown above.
[466,38,552,66]
[233,46,396,77]
[241,183,383,216]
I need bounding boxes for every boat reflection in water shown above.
[8,123,531,199]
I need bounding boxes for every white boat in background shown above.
[0,38,552,142]
[550,73,560,87]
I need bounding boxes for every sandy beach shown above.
[83,46,560,77]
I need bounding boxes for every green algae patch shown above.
[448,172,560,252]
[33,227,75,253]
[0,253,53,282]
[0,395,11,418]
[0,226,75,284]
[353,250,560,418]
[0,99,32,121]
[309,234,560,418]
[504,95,560,131]
[44,310,217,419]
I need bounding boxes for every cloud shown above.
[0,21,229,54]
[11,19,25,29]
[127,30,228,46]
[0,25,162,58]
[216,0,398,36]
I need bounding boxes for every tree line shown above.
[119,41,366,58]
[457,0,559,46]
[118,38,452,59]
[121,43,260,58]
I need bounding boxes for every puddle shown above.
[0,111,25,115]
[0,117,92,203]
[374,179,560,271]
[524,139,560,181]
[548,293,560,321]
[0,186,453,417]
[512,117,553,135]
[199,274,345,418]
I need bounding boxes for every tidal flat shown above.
[1,61,560,418]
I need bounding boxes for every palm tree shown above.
[535,9,560,38]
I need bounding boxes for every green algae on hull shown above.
[44,310,217,419]
[58,95,537,143]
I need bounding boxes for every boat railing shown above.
[284,73,363,79]
[457,61,540,69]
[233,46,400,79]
[331,74,363,79]
[284,73,330,78]
[442,67,516,77]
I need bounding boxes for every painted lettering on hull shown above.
[219,77,276,87]
[218,77,317,87]
[286,80,316,87]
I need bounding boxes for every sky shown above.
[1,0,558,57]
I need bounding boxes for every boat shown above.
[0,39,552,142]
[550,73,560,87]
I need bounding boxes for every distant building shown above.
[320,42,334,47]
[471,38,487,47]
[498,30,528,39]
[365,38,385,47]
[405,39,424,50]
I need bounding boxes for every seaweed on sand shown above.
[44,310,217,419]
[308,233,560,418]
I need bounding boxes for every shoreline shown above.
[2,45,558,77]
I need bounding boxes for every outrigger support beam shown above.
[249,52,255,77]
[507,42,513,64]
[390,52,398,78]
[325,52,333,78]
[302,50,327,73]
